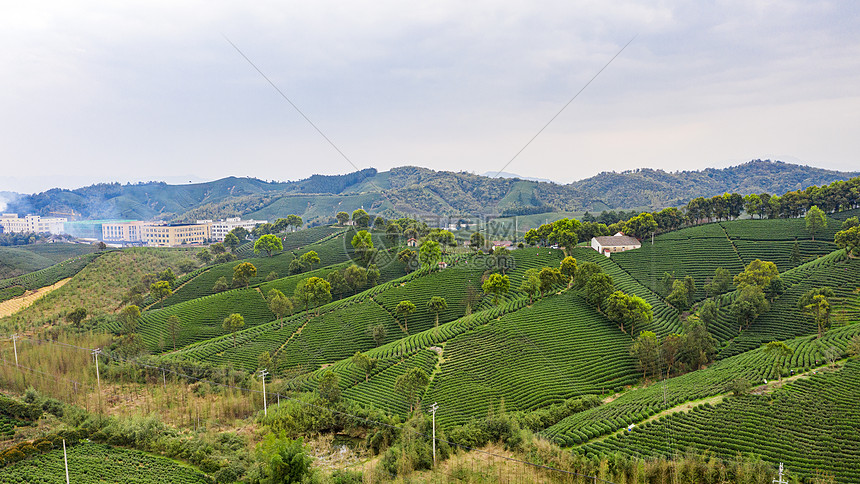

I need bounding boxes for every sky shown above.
[1,0,859,194]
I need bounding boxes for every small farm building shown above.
[591,233,641,256]
[407,238,418,247]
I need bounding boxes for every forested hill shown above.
[6,160,857,222]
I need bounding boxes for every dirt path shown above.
[0,278,71,318]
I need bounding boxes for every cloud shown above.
[0,1,858,192]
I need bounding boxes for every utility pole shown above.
[11,334,18,367]
[430,402,439,466]
[259,369,269,417]
[773,462,787,484]
[63,439,70,484]
[92,348,102,412]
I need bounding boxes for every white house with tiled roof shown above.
[591,232,641,257]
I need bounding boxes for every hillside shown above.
[7,161,856,223]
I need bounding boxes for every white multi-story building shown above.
[199,217,266,241]
[0,214,67,235]
[102,221,146,243]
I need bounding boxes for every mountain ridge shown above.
[6,160,857,223]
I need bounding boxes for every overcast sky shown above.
[2,0,859,194]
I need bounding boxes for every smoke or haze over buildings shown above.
[2,1,859,193]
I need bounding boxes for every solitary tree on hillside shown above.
[344,265,367,294]
[419,240,442,269]
[835,226,860,257]
[630,331,660,380]
[520,269,541,305]
[150,281,172,309]
[584,273,614,312]
[213,276,229,293]
[66,307,87,327]
[294,277,331,315]
[317,370,340,403]
[538,267,565,296]
[223,232,240,252]
[679,316,717,371]
[704,268,731,297]
[805,205,827,241]
[267,289,293,329]
[210,243,226,255]
[470,232,485,250]
[167,315,181,350]
[395,300,417,332]
[482,273,510,306]
[196,248,212,264]
[731,285,769,331]
[223,313,245,348]
[352,209,370,228]
[352,351,377,382]
[336,211,350,226]
[427,296,448,327]
[574,262,601,290]
[798,287,835,338]
[298,250,321,271]
[762,341,794,382]
[560,256,578,288]
[233,262,257,288]
[254,234,283,257]
[789,241,802,265]
[351,231,374,266]
[370,323,387,347]
[395,367,430,412]
[287,214,303,232]
[121,305,141,334]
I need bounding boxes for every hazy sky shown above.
[2,1,859,194]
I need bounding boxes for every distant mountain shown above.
[6,160,857,223]
[480,171,555,184]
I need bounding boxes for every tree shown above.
[789,240,802,265]
[523,229,539,246]
[254,234,283,257]
[630,331,660,380]
[470,232,485,250]
[298,250,320,271]
[370,323,387,347]
[229,226,249,242]
[196,248,212,264]
[395,367,430,412]
[847,334,860,357]
[762,341,794,382]
[698,299,719,329]
[258,351,272,371]
[121,305,141,334]
[317,370,341,403]
[253,223,276,237]
[538,267,565,296]
[350,230,374,266]
[548,218,582,254]
[419,240,442,269]
[520,269,541,305]
[385,223,402,244]
[666,280,692,311]
[267,289,293,329]
[731,285,769,330]
[842,216,859,230]
[730,378,751,396]
[395,300,417,332]
[559,256,578,288]
[223,232,240,252]
[623,213,658,240]
[734,259,780,291]
[150,281,172,309]
[427,296,448,327]
[835,225,860,257]
[222,313,245,347]
[158,268,177,288]
[352,209,370,228]
[373,216,386,229]
[679,316,717,371]
[397,249,418,273]
[167,315,180,350]
[605,291,652,334]
[482,273,510,306]
[213,276,229,293]
[65,307,87,327]
[743,193,762,219]
[352,352,377,382]
[210,242,226,255]
[287,214,303,232]
[336,211,350,226]
[273,218,290,233]
[326,269,348,296]
[704,268,731,297]
[366,264,380,286]
[805,205,827,241]
[584,273,614,312]
[255,433,314,482]
[574,262,601,290]
[343,265,368,294]
[233,262,257,288]
[660,333,682,375]
[294,277,332,315]
[800,291,832,338]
